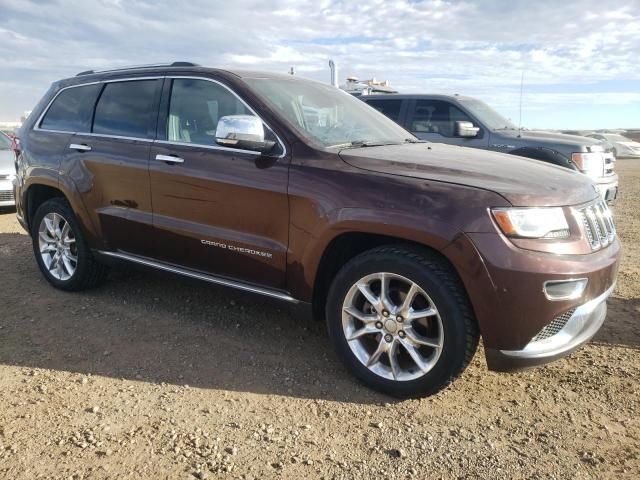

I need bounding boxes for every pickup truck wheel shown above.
[31,198,109,291]
[326,246,479,398]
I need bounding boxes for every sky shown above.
[0,0,639,129]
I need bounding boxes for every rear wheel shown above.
[326,246,479,398]
[31,198,109,291]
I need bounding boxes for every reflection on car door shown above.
[407,99,489,148]
[149,77,290,289]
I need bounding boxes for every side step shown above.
[98,250,299,303]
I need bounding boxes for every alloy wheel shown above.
[342,272,444,381]
[38,212,78,281]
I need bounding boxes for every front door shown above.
[149,77,290,289]
[406,99,489,148]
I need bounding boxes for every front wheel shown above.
[326,246,479,398]
[31,197,109,291]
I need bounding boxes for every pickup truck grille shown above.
[578,200,616,251]
[0,190,15,202]
[603,152,616,176]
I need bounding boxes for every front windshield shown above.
[243,77,413,148]
[0,134,11,150]
[604,134,631,142]
[457,98,517,131]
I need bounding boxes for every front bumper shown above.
[0,178,15,207]
[593,174,618,204]
[485,283,614,371]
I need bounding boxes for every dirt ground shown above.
[0,161,638,480]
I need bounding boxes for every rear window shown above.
[40,84,102,133]
[93,80,160,138]
[365,99,403,123]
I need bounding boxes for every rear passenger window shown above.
[40,84,102,133]
[365,99,403,123]
[167,78,252,145]
[93,80,160,138]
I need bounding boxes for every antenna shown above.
[518,70,525,137]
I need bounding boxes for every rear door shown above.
[406,99,489,148]
[148,77,290,289]
[62,78,162,254]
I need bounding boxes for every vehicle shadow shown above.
[592,295,640,349]
[0,231,389,404]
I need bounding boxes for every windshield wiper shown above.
[403,138,427,143]
[330,140,396,149]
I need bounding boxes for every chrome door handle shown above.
[69,143,91,151]
[155,154,184,164]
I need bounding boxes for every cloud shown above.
[0,0,638,128]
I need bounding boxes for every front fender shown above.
[287,206,461,301]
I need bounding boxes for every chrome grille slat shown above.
[0,190,15,201]
[577,199,616,251]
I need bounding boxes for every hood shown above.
[339,143,598,207]
[499,129,600,149]
[618,141,640,148]
[0,150,15,175]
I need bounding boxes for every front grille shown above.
[0,190,14,201]
[578,200,616,251]
[604,154,615,176]
[532,309,576,342]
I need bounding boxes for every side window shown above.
[93,80,160,138]
[365,99,403,123]
[410,100,473,137]
[40,84,102,133]
[168,79,252,145]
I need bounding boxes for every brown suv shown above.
[13,63,620,397]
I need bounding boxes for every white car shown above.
[0,132,16,207]
[588,133,640,159]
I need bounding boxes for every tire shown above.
[326,245,479,398]
[31,197,109,291]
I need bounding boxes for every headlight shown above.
[572,152,603,176]
[492,207,570,239]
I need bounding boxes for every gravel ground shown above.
[0,160,638,479]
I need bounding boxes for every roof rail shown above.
[76,62,200,76]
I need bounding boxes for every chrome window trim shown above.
[73,132,155,143]
[32,75,288,158]
[99,250,298,303]
[154,139,262,156]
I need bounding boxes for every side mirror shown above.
[455,121,480,138]
[215,115,276,154]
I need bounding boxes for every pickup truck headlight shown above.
[492,207,570,239]
[571,152,603,176]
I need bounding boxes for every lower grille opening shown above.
[531,309,576,342]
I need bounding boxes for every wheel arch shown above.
[293,211,466,322]
[509,146,575,170]
[23,176,97,246]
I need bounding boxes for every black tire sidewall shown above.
[31,198,93,291]
[326,249,473,398]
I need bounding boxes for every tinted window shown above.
[40,84,102,133]
[365,99,403,122]
[167,79,252,145]
[93,80,160,138]
[0,134,11,150]
[409,100,473,137]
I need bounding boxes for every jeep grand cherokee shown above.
[13,63,620,397]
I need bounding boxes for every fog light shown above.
[543,279,588,301]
